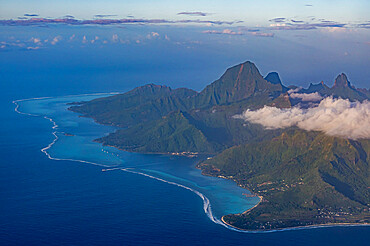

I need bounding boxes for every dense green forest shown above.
[69,61,370,230]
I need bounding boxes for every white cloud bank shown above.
[289,92,323,101]
[235,97,370,140]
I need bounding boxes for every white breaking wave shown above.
[119,169,369,233]
[121,168,225,226]
[13,93,120,168]
[13,93,370,233]
[14,93,233,230]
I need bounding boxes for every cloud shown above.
[305,4,313,7]
[177,12,209,17]
[249,31,274,37]
[245,28,260,32]
[0,41,25,48]
[26,46,40,50]
[242,28,275,37]
[270,21,346,31]
[82,35,87,43]
[234,97,370,140]
[323,26,348,33]
[288,88,302,93]
[291,19,304,23]
[0,18,235,26]
[112,34,119,42]
[178,20,235,25]
[94,14,118,18]
[24,14,39,17]
[269,17,286,23]
[357,22,370,29]
[50,36,62,45]
[30,37,41,44]
[91,36,99,43]
[202,29,242,35]
[203,28,274,37]
[146,32,160,39]
[289,92,323,101]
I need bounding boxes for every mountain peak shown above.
[333,73,351,88]
[219,61,263,88]
[197,61,283,106]
[264,72,282,85]
[227,61,259,74]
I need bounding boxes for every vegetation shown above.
[200,130,370,230]
[70,61,288,153]
[69,61,370,230]
[96,110,218,153]
[69,84,197,127]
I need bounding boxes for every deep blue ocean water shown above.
[0,39,369,245]
[1,93,369,246]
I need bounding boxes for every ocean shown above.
[0,35,369,245]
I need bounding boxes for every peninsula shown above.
[69,61,370,230]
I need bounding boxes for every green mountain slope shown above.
[69,84,196,127]
[200,129,370,230]
[69,61,288,153]
[96,111,217,153]
[69,61,368,155]
[69,61,286,126]
[94,98,286,154]
[68,61,370,230]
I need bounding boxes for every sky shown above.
[0,0,369,91]
[1,0,369,24]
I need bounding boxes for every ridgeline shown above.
[69,61,370,230]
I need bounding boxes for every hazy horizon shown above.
[1,0,369,94]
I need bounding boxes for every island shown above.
[68,61,370,231]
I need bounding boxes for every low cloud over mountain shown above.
[235,97,370,140]
[288,91,323,101]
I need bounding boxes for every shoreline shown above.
[97,133,370,233]
[95,141,216,157]
[241,195,263,214]
[14,94,226,230]
[220,215,370,232]
[16,94,370,234]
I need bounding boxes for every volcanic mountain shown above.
[68,61,370,230]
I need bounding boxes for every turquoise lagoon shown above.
[15,94,260,228]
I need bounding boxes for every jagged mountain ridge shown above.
[69,61,287,127]
[69,61,369,230]
[301,73,368,101]
[69,61,369,154]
